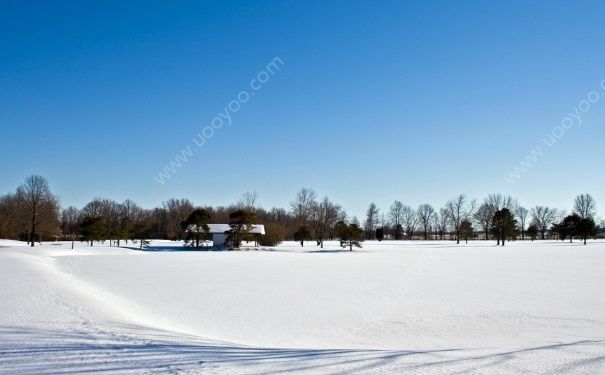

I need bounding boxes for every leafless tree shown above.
[574,194,596,219]
[389,201,404,240]
[163,198,194,240]
[485,194,518,211]
[268,207,289,225]
[61,206,80,249]
[239,191,259,212]
[401,205,417,240]
[417,204,435,240]
[81,198,104,218]
[0,194,21,239]
[311,196,343,248]
[445,194,476,244]
[290,188,317,228]
[101,199,122,246]
[364,202,380,239]
[474,202,495,240]
[530,206,559,240]
[16,175,59,246]
[436,208,449,240]
[515,206,529,240]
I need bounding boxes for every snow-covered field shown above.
[1,239,604,374]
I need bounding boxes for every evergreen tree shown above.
[559,214,581,243]
[491,208,517,246]
[526,224,538,241]
[335,220,364,251]
[459,219,474,244]
[79,216,107,246]
[577,217,597,245]
[182,208,211,248]
[226,209,257,249]
[134,217,152,249]
[293,226,312,247]
[550,222,562,241]
[117,216,133,246]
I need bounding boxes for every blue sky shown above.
[1,1,604,219]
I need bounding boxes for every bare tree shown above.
[515,206,529,240]
[530,206,559,240]
[389,201,404,240]
[364,202,380,239]
[474,202,494,240]
[0,194,22,240]
[290,188,317,228]
[310,196,344,248]
[16,175,59,246]
[417,204,435,240]
[239,191,259,212]
[436,208,449,240]
[81,198,104,218]
[61,206,80,249]
[163,198,194,240]
[445,194,476,244]
[574,194,596,219]
[101,199,121,246]
[485,193,518,212]
[401,205,417,240]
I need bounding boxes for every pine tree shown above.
[335,220,364,251]
[459,219,474,243]
[577,217,597,245]
[526,224,538,241]
[117,216,133,246]
[491,208,518,246]
[294,226,312,247]
[182,208,211,247]
[134,217,152,249]
[559,214,581,243]
[226,209,257,249]
[79,216,107,246]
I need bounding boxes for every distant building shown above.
[187,224,266,247]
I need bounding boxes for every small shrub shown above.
[258,223,286,246]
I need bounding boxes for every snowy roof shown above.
[187,224,265,235]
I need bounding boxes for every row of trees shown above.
[362,193,600,246]
[0,176,602,248]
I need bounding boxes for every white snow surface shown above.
[1,239,604,374]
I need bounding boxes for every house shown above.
[187,224,266,247]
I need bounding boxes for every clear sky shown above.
[1,1,604,220]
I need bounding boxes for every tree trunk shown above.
[30,221,36,247]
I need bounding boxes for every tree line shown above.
[0,176,601,248]
[363,193,600,246]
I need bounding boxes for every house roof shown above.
[187,224,265,235]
